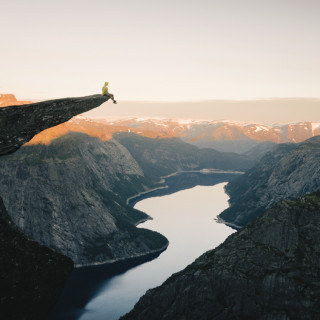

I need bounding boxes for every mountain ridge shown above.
[219,135,320,227]
[25,116,320,154]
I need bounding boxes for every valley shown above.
[122,190,320,320]
[1,94,320,320]
[3,1,320,318]
[49,181,236,320]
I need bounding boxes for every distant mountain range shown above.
[27,116,320,153]
[2,94,320,319]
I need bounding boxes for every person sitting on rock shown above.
[102,81,117,104]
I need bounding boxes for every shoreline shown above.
[127,168,244,205]
[75,243,169,268]
[49,177,239,319]
[215,216,241,230]
[77,169,242,268]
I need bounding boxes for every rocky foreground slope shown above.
[219,136,320,227]
[0,198,73,319]
[121,191,320,320]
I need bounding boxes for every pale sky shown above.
[1,0,320,101]
[83,98,320,124]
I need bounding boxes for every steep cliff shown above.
[114,132,253,182]
[219,136,320,227]
[0,132,168,265]
[0,94,109,318]
[0,197,73,319]
[121,191,320,320]
[0,130,253,265]
[0,94,108,155]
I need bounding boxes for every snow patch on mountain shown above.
[311,122,320,131]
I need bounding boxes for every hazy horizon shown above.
[2,0,320,100]
[82,97,320,124]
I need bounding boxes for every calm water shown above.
[78,183,235,320]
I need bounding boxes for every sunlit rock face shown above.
[0,94,32,107]
[121,191,320,320]
[22,117,320,154]
[104,118,320,153]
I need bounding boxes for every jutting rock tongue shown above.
[0,94,109,156]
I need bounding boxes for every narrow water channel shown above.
[78,183,235,320]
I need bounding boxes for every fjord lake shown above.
[78,183,235,320]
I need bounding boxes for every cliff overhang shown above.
[0,94,108,155]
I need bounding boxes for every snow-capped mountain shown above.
[106,118,320,153]
[27,116,320,153]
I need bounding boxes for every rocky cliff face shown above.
[244,141,277,161]
[0,94,108,155]
[113,132,253,182]
[0,132,168,266]
[121,191,320,320]
[0,197,73,320]
[219,136,320,227]
[0,129,253,265]
[0,94,32,107]
[0,94,109,318]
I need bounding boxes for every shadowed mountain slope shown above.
[0,132,168,266]
[0,94,108,319]
[0,131,253,266]
[113,132,253,182]
[0,198,73,319]
[219,136,320,227]
[121,191,320,320]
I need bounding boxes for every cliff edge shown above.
[0,94,109,155]
[0,94,108,319]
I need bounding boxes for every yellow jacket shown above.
[102,82,109,96]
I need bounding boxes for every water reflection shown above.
[79,183,235,320]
